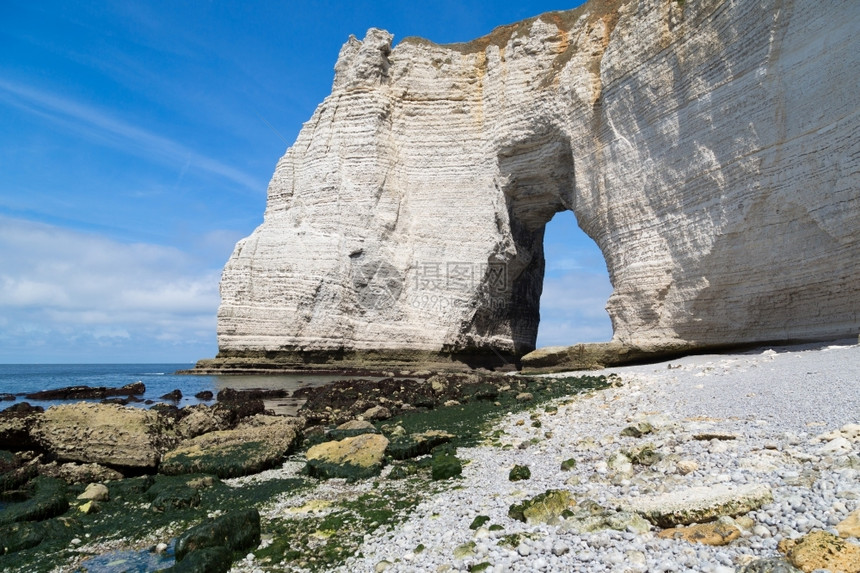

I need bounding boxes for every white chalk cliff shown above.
[214,0,859,368]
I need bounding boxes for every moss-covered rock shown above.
[386,462,419,480]
[462,383,499,402]
[452,541,476,559]
[621,422,654,438]
[561,506,651,534]
[175,508,260,561]
[166,545,233,573]
[149,483,201,513]
[0,476,68,525]
[161,415,302,478]
[508,489,572,524]
[0,463,37,494]
[0,516,80,555]
[469,515,490,530]
[386,430,454,460]
[326,420,380,441]
[508,464,531,481]
[430,450,462,481]
[560,458,577,471]
[306,433,389,481]
[0,450,17,473]
[628,444,661,466]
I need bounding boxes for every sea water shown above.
[0,363,350,414]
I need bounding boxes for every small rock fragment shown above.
[363,405,391,421]
[676,460,699,475]
[657,519,742,546]
[509,464,531,481]
[77,483,109,502]
[560,458,577,471]
[778,530,860,572]
[837,508,860,538]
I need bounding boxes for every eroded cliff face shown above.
[215,0,859,368]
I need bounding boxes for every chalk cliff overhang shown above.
[196,0,860,373]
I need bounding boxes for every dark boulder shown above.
[24,382,145,401]
[386,430,454,460]
[211,400,266,427]
[174,508,260,561]
[0,403,43,450]
[216,388,289,402]
[150,484,200,513]
[160,389,183,402]
[164,546,232,573]
[0,476,68,525]
[0,517,80,556]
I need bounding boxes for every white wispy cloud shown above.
[537,270,614,347]
[0,216,221,362]
[0,79,264,193]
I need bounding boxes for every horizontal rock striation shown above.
[213,0,860,370]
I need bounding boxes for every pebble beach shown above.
[232,340,860,573]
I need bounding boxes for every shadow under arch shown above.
[485,125,614,355]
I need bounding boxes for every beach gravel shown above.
[228,341,860,572]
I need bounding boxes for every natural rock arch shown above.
[203,0,860,372]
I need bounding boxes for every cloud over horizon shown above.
[0,216,220,363]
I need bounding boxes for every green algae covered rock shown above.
[149,484,201,513]
[175,508,260,562]
[431,449,462,481]
[326,420,380,441]
[0,476,68,525]
[165,546,233,573]
[160,415,302,479]
[306,433,389,480]
[508,464,531,481]
[386,430,454,460]
[0,517,80,556]
[508,489,572,524]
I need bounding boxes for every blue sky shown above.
[0,1,611,363]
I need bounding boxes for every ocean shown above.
[0,363,349,413]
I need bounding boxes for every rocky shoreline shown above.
[1,341,858,572]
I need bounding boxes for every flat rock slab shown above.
[778,530,860,573]
[160,415,302,478]
[621,484,773,527]
[657,521,742,546]
[305,433,389,480]
[32,403,163,468]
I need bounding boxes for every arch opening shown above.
[492,127,613,355]
[536,210,614,348]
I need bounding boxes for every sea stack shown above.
[201,0,859,372]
